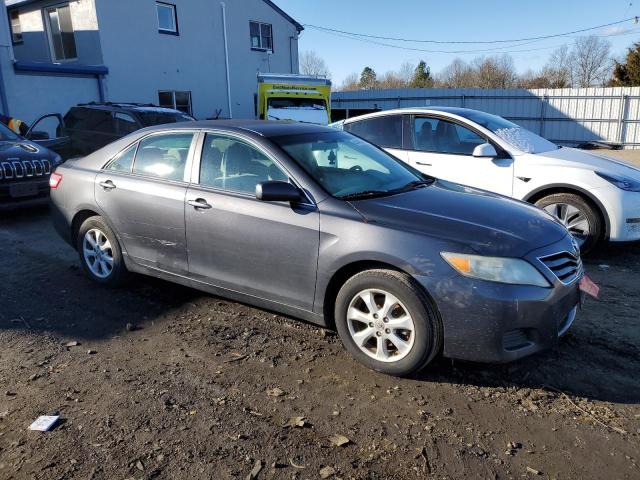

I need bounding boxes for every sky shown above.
[272,0,640,85]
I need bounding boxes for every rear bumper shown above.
[418,236,581,363]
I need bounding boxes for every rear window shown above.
[138,111,195,127]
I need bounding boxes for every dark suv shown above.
[0,121,63,209]
[27,103,195,158]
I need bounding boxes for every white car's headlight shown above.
[595,171,640,192]
[441,252,551,287]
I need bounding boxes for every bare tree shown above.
[569,36,612,87]
[542,45,572,88]
[472,55,517,88]
[378,71,407,89]
[299,51,331,77]
[438,58,475,88]
[339,72,360,91]
[398,62,415,84]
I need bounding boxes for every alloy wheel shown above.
[543,202,591,247]
[346,289,416,363]
[82,228,114,279]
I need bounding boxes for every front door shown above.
[95,131,196,275]
[185,133,320,310]
[406,116,514,196]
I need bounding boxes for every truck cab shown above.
[257,74,331,125]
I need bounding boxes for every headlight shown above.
[441,252,550,287]
[595,171,640,192]
[52,153,63,165]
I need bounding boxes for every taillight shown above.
[49,172,62,189]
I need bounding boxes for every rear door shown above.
[184,132,320,310]
[406,115,514,196]
[343,114,409,163]
[95,131,197,275]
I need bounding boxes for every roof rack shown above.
[77,101,162,108]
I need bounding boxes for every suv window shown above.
[344,115,403,149]
[414,117,486,155]
[132,133,194,181]
[113,112,139,135]
[199,133,287,193]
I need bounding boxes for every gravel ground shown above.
[0,208,639,480]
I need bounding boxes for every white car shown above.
[333,107,640,252]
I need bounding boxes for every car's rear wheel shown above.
[77,216,128,286]
[534,193,603,254]
[334,269,442,377]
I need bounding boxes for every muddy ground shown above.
[1,200,639,479]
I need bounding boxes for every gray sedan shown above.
[50,120,582,376]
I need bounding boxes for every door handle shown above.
[99,180,116,190]
[416,161,432,166]
[188,198,212,210]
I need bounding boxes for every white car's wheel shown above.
[535,193,603,254]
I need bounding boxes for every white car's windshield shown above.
[273,131,431,199]
[456,110,559,154]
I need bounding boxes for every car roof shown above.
[343,106,482,122]
[73,103,187,115]
[140,119,335,137]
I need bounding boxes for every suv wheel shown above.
[334,269,442,377]
[77,216,128,286]
[535,193,602,254]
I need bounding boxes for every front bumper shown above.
[419,236,581,363]
[0,179,50,210]
[597,187,640,242]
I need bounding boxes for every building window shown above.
[9,10,22,44]
[156,2,178,35]
[44,4,77,61]
[250,21,273,51]
[159,91,193,115]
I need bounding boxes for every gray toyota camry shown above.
[50,120,582,376]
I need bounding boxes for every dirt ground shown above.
[1,203,639,480]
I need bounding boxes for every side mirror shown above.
[27,131,50,141]
[472,143,498,158]
[256,181,301,202]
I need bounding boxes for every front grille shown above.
[538,250,582,284]
[0,159,51,181]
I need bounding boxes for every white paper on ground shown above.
[29,415,60,431]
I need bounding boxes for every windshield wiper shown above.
[390,179,435,193]
[338,189,391,200]
[268,114,281,120]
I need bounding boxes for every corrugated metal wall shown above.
[332,87,640,149]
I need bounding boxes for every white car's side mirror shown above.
[473,143,498,158]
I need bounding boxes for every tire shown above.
[334,269,442,377]
[76,216,128,287]
[534,193,603,254]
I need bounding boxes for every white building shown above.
[0,0,302,123]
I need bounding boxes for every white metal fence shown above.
[332,87,640,149]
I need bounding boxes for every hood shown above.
[351,180,569,258]
[0,139,58,161]
[535,147,640,179]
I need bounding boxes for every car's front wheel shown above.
[334,269,442,377]
[77,216,128,286]
[534,193,603,254]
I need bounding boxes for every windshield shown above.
[272,131,429,199]
[138,111,195,126]
[267,98,329,125]
[0,122,20,141]
[454,110,559,154]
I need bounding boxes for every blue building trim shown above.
[13,61,109,76]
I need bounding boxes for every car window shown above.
[84,110,114,133]
[199,133,288,194]
[132,133,194,181]
[64,108,89,130]
[344,115,403,149]
[274,131,424,199]
[106,143,137,173]
[413,117,486,155]
[113,112,139,135]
